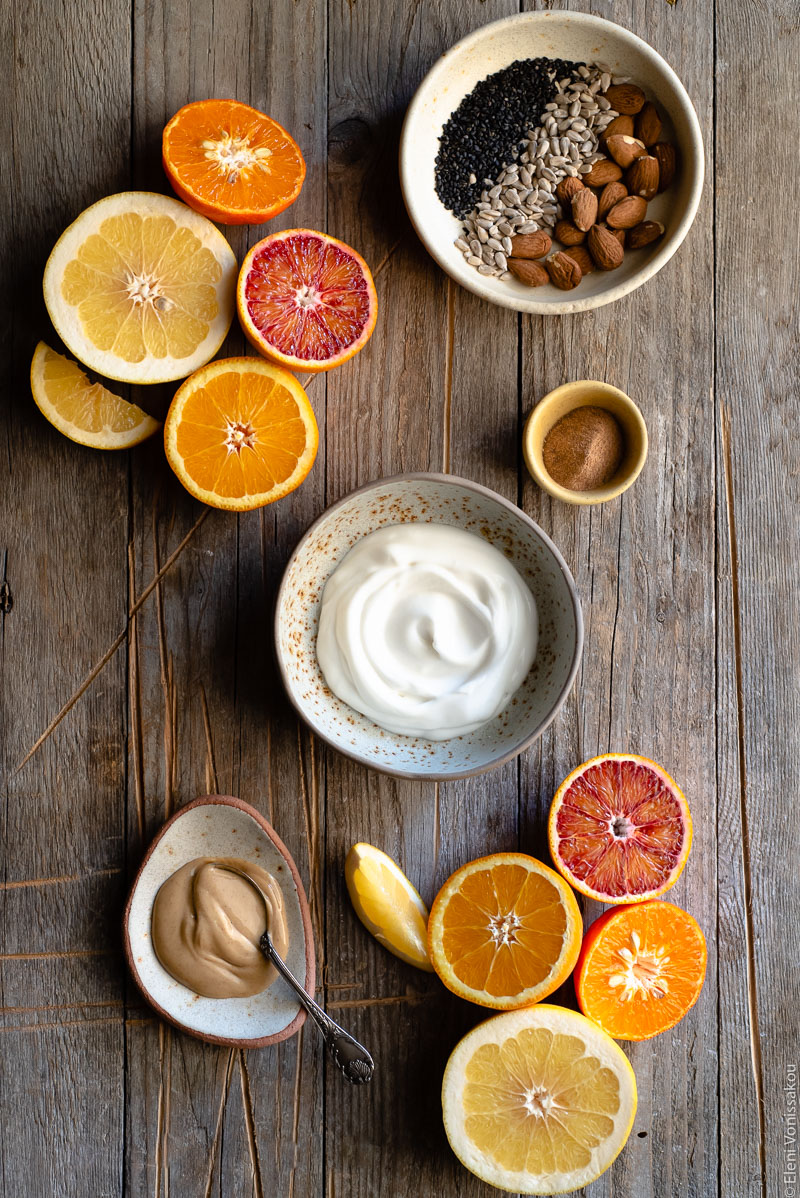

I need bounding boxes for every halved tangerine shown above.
[427,853,583,1010]
[237,229,378,372]
[162,99,305,225]
[164,357,318,511]
[548,753,692,904]
[575,901,706,1041]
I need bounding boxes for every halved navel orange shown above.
[163,357,318,511]
[427,853,583,1010]
[575,901,707,1041]
[162,99,306,225]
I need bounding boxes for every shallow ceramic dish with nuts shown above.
[275,473,583,780]
[124,795,314,1047]
[399,10,704,314]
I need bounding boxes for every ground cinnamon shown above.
[542,405,625,491]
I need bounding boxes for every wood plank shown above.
[715,0,800,1193]
[517,4,721,1196]
[125,0,328,1194]
[0,1,132,1193]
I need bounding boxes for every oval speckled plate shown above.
[275,473,583,780]
[123,796,314,1047]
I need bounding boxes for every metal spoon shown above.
[218,864,374,1085]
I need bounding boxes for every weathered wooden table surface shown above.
[2,0,797,1194]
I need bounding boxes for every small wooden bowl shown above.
[123,795,314,1047]
[523,381,648,506]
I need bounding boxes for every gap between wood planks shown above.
[719,400,767,1195]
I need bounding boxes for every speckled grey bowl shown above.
[275,474,583,779]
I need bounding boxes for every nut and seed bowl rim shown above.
[274,471,584,781]
[399,10,705,315]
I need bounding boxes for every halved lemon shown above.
[30,341,160,449]
[428,853,582,1009]
[442,1004,637,1194]
[43,192,237,384]
[164,356,318,511]
[345,843,433,971]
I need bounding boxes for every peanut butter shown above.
[151,857,290,998]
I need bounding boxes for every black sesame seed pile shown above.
[434,57,582,219]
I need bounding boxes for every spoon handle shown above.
[261,933,374,1085]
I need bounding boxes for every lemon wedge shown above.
[442,1005,637,1194]
[30,342,160,449]
[345,843,434,971]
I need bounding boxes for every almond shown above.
[635,101,662,147]
[606,195,648,229]
[545,251,582,290]
[571,188,599,232]
[652,142,677,191]
[508,258,549,287]
[510,231,552,260]
[628,220,665,249]
[583,159,623,188]
[554,219,586,247]
[555,176,585,206]
[626,156,660,201]
[604,83,646,115]
[561,245,595,275]
[605,134,647,169]
[610,227,626,247]
[597,181,628,221]
[600,114,635,143]
[588,224,624,270]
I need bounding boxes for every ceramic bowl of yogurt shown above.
[275,473,583,779]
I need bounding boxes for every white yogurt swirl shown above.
[316,524,538,740]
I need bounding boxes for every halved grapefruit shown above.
[548,753,692,904]
[237,229,377,372]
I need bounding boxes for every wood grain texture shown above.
[1,0,793,1193]
[715,1,800,1194]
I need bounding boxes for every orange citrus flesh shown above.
[163,99,306,224]
[575,901,707,1041]
[427,854,583,1010]
[237,229,378,372]
[549,754,692,904]
[164,357,318,511]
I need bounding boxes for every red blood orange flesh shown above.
[548,753,692,904]
[237,229,378,373]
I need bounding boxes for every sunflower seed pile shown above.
[454,65,624,280]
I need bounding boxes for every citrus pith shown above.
[549,753,692,903]
[43,192,237,384]
[442,1004,637,1194]
[237,229,377,372]
[30,341,160,449]
[163,356,318,511]
[575,901,707,1040]
[162,99,306,225]
[427,853,582,1010]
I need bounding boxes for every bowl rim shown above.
[122,794,315,1047]
[399,10,705,315]
[274,471,584,780]
[523,380,649,505]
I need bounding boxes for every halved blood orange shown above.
[162,99,305,225]
[427,853,583,1010]
[237,229,378,372]
[548,754,692,904]
[164,357,318,510]
[575,901,707,1040]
